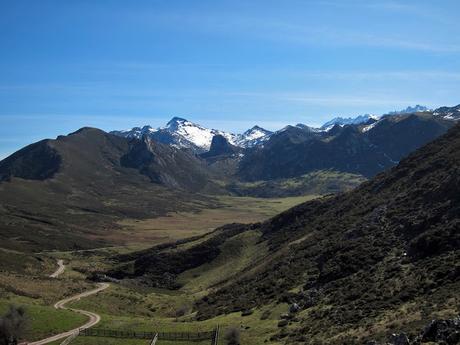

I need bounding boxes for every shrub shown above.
[0,305,28,345]
[224,326,241,345]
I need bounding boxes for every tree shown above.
[224,326,240,345]
[0,305,28,345]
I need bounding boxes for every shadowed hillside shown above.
[238,112,453,180]
[0,128,216,252]
[112,123,460,344]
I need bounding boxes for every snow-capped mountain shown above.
[320,105,431,130]
[387,105,430,115]
[111,104,459,154]
[111,118,272,153]
[433,104,460,121]
[320,114,379,130]
[234,126,273,147]
[111,125,156,140]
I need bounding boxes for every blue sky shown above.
[1,0,460,158]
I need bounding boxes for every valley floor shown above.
[0,195,316,345]
[2,192,457,345]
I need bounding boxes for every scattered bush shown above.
[224,326,241,345]
[0,305,28,345]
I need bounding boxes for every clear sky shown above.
[1,0,460,159]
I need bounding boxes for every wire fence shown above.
[79,327,218,341]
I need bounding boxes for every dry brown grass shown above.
[113,195,318,246]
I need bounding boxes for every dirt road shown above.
[28,280,109,345]
[49,259,65,278]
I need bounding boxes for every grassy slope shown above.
[63,223,294,344]
[0,194,318,344]
[114,195,318,246]
[106,125,460,344]
[227,170,366,197]
[0,297,86,341]
[0,251,91,342]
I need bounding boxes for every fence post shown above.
[211,325,220,345]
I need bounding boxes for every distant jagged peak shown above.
[320,114,379,130]
[165,116,193,129]
[387,104,430,115]
[433,104,460,120]
[240,125,272,139]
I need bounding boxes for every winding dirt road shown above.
[49,259,65,278]
[28,261,110,345]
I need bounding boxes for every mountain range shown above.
[0,104,459,252]
[110,105,441,153]
[111,117,273,153]
[320,105,430,130]
[1,104,459,343]
[109,119,460,344]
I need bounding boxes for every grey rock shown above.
[389,333,409,345]
[421,316,460,344]
[289,303,301,314]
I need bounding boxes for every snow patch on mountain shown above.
[112,118,272,152]
[362,121,379,132]
[112,104,459,153]
[321,114,379,129]
[387,105,430,115]
[165,117,235,149]
[433,104,460,121]
[235,126,273,147]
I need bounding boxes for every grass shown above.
[0,194,321,344]
[56,195,312,345]
[0,295,87,341]
[67,275,288,345]
[72,336,150,344]
[115,195,319,246]
[177,230,267,293]
[70,337,211,345]
[228,170,366,197]
[156,341,210,345]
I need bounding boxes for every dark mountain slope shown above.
[238,113,454,180]
[365,113,450,163]
[121,136,217,193]
[0,128,215,252]
[198,123,460,342]
[112,124,460,343]
[0,139,61,181]
[200,135,241,161]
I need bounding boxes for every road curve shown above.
[28,283,110,345]
[49,259,65,278]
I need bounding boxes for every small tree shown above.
[224,326,241,345]
[0,305,28,345]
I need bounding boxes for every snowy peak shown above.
[112,119,274,152]
[111,104,459,153]
[240,126,272,141]
[388,105,430,115]
[112,118,234,153]
[110,125,156,139]
[235,125,273,148]
[242,125,271,139]
[321,114,379,130]
[161,117,232,150]
[165,117,189,129]
[433,104,460,121]
[321,105,432,130]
